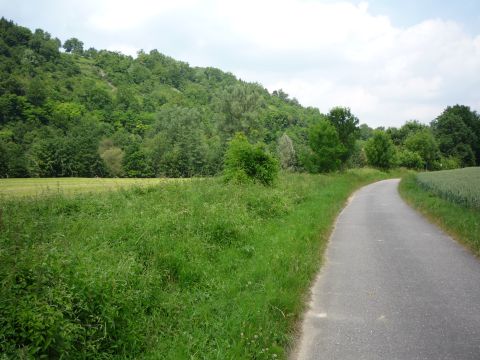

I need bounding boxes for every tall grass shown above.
[1,170,395,359]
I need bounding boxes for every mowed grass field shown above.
[399,167,480,256]
[1,169,399,359]
[0,177,180,197]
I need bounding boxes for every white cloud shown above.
[87,0,199,31]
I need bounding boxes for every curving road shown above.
[295,179,480,360]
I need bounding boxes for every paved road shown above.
[295,179,480,360]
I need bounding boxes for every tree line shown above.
[0,18,479,179]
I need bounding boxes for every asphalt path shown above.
[294,179,480,360]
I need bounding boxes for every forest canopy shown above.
[0,18,479,178]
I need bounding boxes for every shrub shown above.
[404,129,439,170]
[365,130,396,169]
[224,133,279,186]
[432,155,461,170]
[397,149,425,169]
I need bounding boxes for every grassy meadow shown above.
[399,168,480,256]
[1,169,398,359]
[0,177,181,198]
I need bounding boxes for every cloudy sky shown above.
[1,0,479,127]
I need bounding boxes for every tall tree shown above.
[308,119,344,173]
[326,107,359,163]
[277,133,296,171]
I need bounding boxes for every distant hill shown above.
[0,18,324,178]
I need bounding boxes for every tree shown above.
[308,119,344,172]
[63,37,84,55]
[346,140,367,168]
[224,133,278,186]
[388,120,428,146]
[99,139,124,177]
[364,131,396,169]
[123,144,154,178]
[277,133,296,171]
[404,129,439,170]
[359,124,373,140]
[432,105,479,166]
[215,83,265,142]
[145,106,213,177]
[326,107,359,163]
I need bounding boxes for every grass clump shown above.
[1,169,396,359]
[399,173,480,256]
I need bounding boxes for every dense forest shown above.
[1,18,479,178]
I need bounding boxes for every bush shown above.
[365,130,396,169]
[397,149,425,170]
[224,133,279,186]
[432,155,461,170]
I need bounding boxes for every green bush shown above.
[365,130,396,169]
[224,133,279,186]
[397,149,425,169]
[432,155,461,170]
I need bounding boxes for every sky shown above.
[1,0,479,127]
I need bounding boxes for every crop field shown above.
[0,169,397,359]
[400,170,480,256]
[416,167,480,209]
[0,177,180,198]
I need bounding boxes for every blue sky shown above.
[1,0,479,127]
[367,0,480,34]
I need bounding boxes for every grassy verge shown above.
[1,169,398,359]
[399,173,480,256]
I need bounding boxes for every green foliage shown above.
[415,167,480,209]
[224,133,279,186]
[365,130,396,169]
[307,119,344,172]
[123,144,154,178]
[63,37,84,54]
[346,140,367,168]
[0,170,396,358]
[0,18,328,179]
[434,155,461,170]
[404,129,439,170]
[326,106,359,162]
[0,17,479,180]
[397,149,424,170]
[387,120,428,146]
[432,105,480,166]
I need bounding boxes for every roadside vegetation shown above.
[399,168,480,256]
[1,169,398,359]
